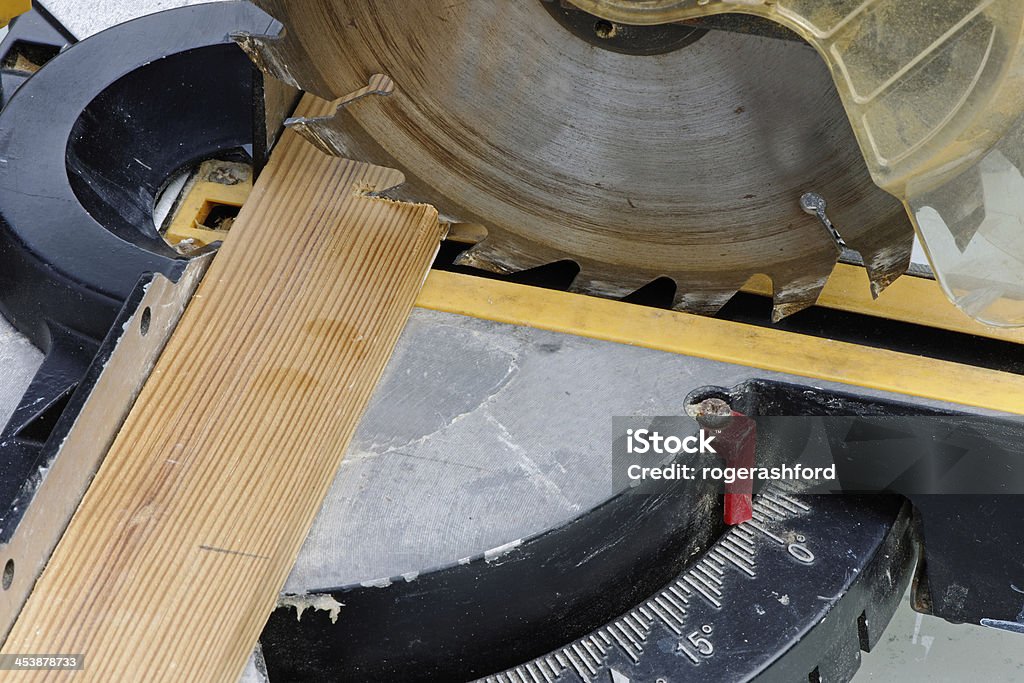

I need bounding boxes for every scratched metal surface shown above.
[285,308,979,589]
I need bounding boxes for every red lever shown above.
[692,400,756,526]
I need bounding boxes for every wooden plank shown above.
[1,94,442,680]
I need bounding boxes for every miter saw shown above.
[0,1,1023,682]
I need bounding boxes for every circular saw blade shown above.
[241,0,914,319]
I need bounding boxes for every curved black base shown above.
[0,1,275,549]
[0,1,272,349]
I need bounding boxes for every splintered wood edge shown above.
[1,93,443,682]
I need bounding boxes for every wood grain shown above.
[1,94,441,681]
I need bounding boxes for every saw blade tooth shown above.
[672,289,738,316]
[453,236,558,275]
[234,1,347,100]
[769,268,835,323]
[829,190,915,299]
[569,276,638,301]
[569,264,663,301]
[858,231,914,299]
[231,31,328,100]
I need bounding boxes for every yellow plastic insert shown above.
[575,0,1024,326]
[0,0,29,28]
